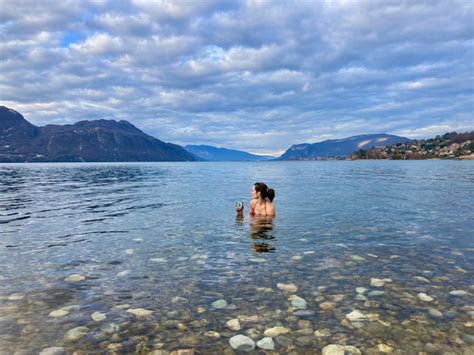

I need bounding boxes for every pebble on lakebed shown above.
[314,328,331,337]
[319,302,336,311]
[63,326,89,342]
[229,334,255,352]
[264,326,290,337]
[417,293,434,302]
[126,308,153,317]
[211,299,228,309]
[39,347,66,355]
[226,318,241,331]
[91,311,106,321]
[346,310,366,322]
[48,309,69,317]
[256,337,275,350]
[7,293,25,300]
[64,274,85,282]
[377,344,394,353]
[322,344,361,355]
[277,283,298,293]
[289,294,307,309]
[449,290,469,296]
[370,278,392,287]
[204,331,220,339]
[196,306,206,313]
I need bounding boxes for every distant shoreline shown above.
[1,157,473,164]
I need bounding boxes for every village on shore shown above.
[349,132,474,160]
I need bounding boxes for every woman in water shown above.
[236,182,276,217]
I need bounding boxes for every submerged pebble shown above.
[293,310,315,316]
[39,347,66,355]
[126,308,153,317]
[355,294,368,301]
[204,331,220,339]
[48,309,69,317]
[229,334,255,352]
[150,258,167,263]
[117,270,131,277]
[211,299,228,309]
[377,344,394,353]
[226,318,241,331]
[91,311,106,321]
[314,328,331,337]
[428,308,443,318]
[171,296,187,303]
[331,294,346,302]
[256,337,275,350]
[322,344,361,355]
[277,283,298,293]
[350,255,366,262]
[462,334,474,344]
[264,326,290,337]
[417,293,434,302]
[8,293,25,300]
[370,278,392,287]
[107,343,122,351]
[346,310,366,322]
[368,290,385,297]
[64,326,89,342]
[256,287,273,293]
[449,290,469,296]
[238,315,259,323]
[100,323,120,335]
[414,276,431,283]
[179,334,199,346]
[319,302,336,311]
[64,274,85,282]
[289,295,307,309]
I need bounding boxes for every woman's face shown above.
[251,185,259,199]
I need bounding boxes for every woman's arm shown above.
[249,199,257,212]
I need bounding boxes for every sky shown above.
[1,0,473,155]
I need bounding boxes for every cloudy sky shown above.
[1,0,473,155]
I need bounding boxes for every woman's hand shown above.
[236,205,244,215]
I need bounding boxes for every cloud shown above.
[0,0,473,154]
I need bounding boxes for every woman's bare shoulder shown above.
[267,203,276,215]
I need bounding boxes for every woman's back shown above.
[250,199,275,217]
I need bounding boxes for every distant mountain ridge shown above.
[185,145,274,161]
[0,106,196,162]
[278,133,411,160]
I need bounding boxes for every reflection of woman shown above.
[249,215,275,252]
[236,182,276,217]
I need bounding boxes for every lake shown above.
[0,161,473,354]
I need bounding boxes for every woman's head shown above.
[252,182,275,202]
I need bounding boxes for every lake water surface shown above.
[1,161,473,354]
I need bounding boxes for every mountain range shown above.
[185,145,274,161]
[278,133,411,160]
[1,106,413,162]
[0,106,196,162]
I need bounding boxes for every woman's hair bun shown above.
[267,188,275,202]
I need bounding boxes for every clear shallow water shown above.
[0,161,473,354]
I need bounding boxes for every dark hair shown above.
[254,182,275,202]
